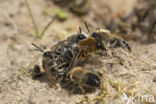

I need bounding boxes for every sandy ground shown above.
[0,0,156,104]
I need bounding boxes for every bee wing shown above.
[50,40,67,51]
[65,49,81,73]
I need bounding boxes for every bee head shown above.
[91,29,111,43]
[77,34,87,40]
[68,33,87,44]
[77,27,87,40]
[42,51,53,70]
[43,51,52,58]
[75,34,87,43]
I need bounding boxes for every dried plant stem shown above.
[24,0,40,37]
[40,16,56,37]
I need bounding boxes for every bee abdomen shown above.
[82,73,101,87]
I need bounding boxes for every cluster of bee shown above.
[32,24,131,93]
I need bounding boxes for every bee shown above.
[69,66,101,93]
[32,30,88,80]
[79,36,106,56]
[32,28,105,86]
[90,29,131,52]
[67,35,106,70]
[42,32,89,82]
[42,29,106,81]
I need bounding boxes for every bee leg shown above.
[32,65,46,79]
[78,85,90,102]
[110,38,121,48]
[48,81,58,89]
[32,72,45,79]
[55,72,66,81]
[78,84,86,95]
[121,41,131,52]
[110,38,131,52]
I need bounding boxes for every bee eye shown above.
[43,51,52,57]
[78,35,86,40]
[91,32,97,37]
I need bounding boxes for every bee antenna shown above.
[85,21,91,33]
[32,43,44,53]
[79,27,82,34]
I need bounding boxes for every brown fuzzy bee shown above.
[42,33,106,82]
[90,29,131,52]
[70,36,106,67]
[32,30,105,84]
[69,66,101,93]
[61,36,105,92]
[41,32,89,82]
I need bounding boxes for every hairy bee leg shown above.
[48,81,58,89]
[32,65,46,79]
[110,38,121,48]
[78,85,90,102]
[122,41,131,52]
[79,85,86,95]
[55,72,66,80]
[110,38,131,52]
[61,51,81,79]
[68,51,81,70]
[32,72,46,79]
